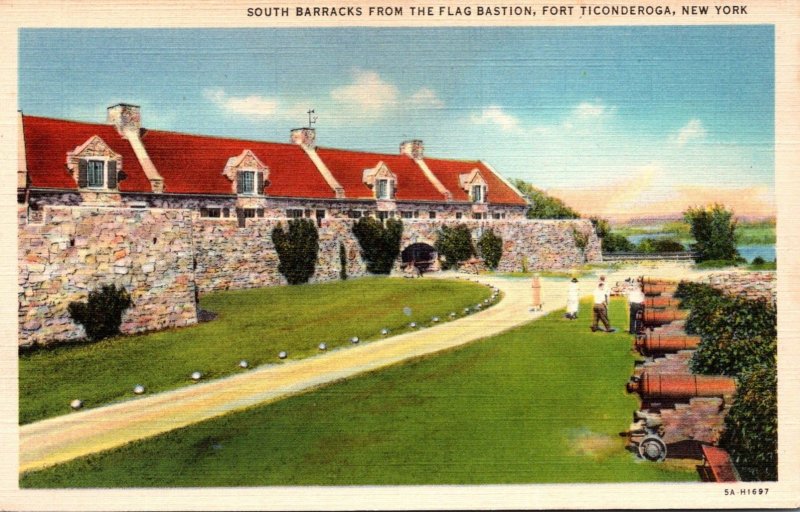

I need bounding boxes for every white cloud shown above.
[470,105,522,133]
[409,88,444,108]
[330,70,399,114]
[572,102,612,119]
[204,89,279,120]
[673,118,707,146]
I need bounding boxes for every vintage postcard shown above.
[1,0,798,509]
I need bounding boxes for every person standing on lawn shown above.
[591,282,613,332]
[565,277,579,319]
[627,279,645,334]
[531,273,542,311]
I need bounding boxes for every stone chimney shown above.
[400,140,424,160]
[290,127,316,148]
[107,103,142,135]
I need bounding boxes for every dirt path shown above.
[20,275,549,473]
[19,264,716,473]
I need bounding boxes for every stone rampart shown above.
[19,207,600,345]
[19,206,198,346]
[704,271,776,304]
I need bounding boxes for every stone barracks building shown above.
[18,104,601,346]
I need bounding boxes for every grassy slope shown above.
[19,278,491,425]
[21,298,697,487]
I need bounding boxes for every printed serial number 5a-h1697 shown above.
[724,488,769,496]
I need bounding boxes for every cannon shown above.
[627,410,668,461]
[642,308,689,327]
[644,283,678,296]
[627,373,736,399]
[635,333,701,354]
[644,296,681,309]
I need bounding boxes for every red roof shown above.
[141,130,334,198]
[22,115,526,205]
[423,158,527,206]
[22,115,152,192]
[316,147,445,201]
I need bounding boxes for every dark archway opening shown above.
[401,243,438,274]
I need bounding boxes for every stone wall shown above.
[394,218,601,271]
[191,217,368,293]
[19,206,198,346]
[19,206,599,345]
[704,271,776,304]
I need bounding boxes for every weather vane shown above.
[307,109,318,129]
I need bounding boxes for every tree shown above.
[590,216,636,253]
[512,179,581,219]
[436,224,475,270]
[477,229,503,270]
[271,219,319,285]
[683,204,741,262]
[352,217,403,274]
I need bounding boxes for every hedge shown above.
[436,224,475,270]
[352,217,403,274]
[477,229,503,270]
[272,219,319,285]
[68,284,133,342]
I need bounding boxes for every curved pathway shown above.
[20,274,553,473]
[19,263,722,473]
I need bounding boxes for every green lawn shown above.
[21,298,698,487]
[19,277,492,425]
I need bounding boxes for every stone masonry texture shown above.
[19,206,600,346]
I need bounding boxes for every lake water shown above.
[625,234,775,262]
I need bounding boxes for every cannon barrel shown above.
[644,283,678,296]
[644,296,681,309]
[627,373,736,399]
[642,277,677,285]
[642,308,689,327]
[635,333,701,353]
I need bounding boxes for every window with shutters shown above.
[471,184,486,204]
[78,158,118,190]
[286,209,304,219]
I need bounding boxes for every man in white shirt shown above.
[591,282,613,332]
[627,280,645,334]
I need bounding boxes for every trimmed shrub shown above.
[721,364,777,481]
[272,219,319,285]
[352,217,403,274]
[436,224,475,270]
[339,242,347,280]
[68,284,133,341]
[477,229,503,270]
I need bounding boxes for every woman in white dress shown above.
[566,277,579,319]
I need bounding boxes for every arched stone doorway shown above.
[401,243,438,274]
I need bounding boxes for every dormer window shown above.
[68,136,122,191]
[78,158,118,190]
[363,162,397,201]
[459,168,489,204]
[224,150,270,196]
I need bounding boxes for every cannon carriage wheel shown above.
[638,435,667,461]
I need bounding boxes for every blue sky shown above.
[19,27,774,219]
